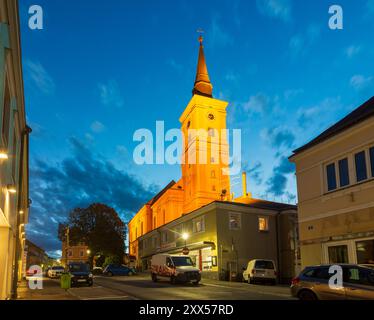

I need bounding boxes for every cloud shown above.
[261,126,295,150]
[345,45,361,58]
[209,15,233,47]
[244,161,263,186]
[242,93,270,114]
[27,137,155,256]
[256,0,291,22]
[289,23,321,58]
[350,74,374,91]
[266,156,295,196]
[297,97,342,129]
[24,60,55,95]
[166,59,183,72]
[90,121,105,133]
[98,80,124,108]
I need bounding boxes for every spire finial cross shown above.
[197,28,204,43]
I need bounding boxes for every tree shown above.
[58,203,126,263]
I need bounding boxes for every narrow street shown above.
[18,274,294,300]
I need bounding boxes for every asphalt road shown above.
[66,274,294,300]
[22,274,294,300]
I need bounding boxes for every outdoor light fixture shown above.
[7,184,17,194]
[19,210,24,214]
[0,150,8,159]
[86,249,91,255]
[182,233,189,241]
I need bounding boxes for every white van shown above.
[151,254,201,284]
[242,259,277,285]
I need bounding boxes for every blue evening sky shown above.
[19,0,374,256]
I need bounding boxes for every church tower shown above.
[180,36,231,214]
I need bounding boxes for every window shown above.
[303,267,331,280]
[212,185,216,191]
[163,210,166,224]
[208,128,215,137]
[141,222,144,235]
[370,147,374,178]
[80,251,84,257]
[152,237,157,248]
[355,151,367,182]
[2,79,11,146]
[68,250,72,257]
[356,240,374,264]
[338,158,350,187]
[193,216,205,233]
[328,245,348,264]
[258,216,269,231]
[342,267,374,286]
[153,216,156,229]
[162,231,168,243]
[211,170,216,178]
[229,213,241,230]
[211,157,215,164]
[326,163,337,191]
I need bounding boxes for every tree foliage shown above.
[58,203,126,261]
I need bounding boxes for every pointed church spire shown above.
[192,35,213,97]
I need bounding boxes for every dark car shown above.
[68,263,93,287]
[103,264,136,277]
[291,264,374,300]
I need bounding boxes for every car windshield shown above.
[171,256,194,267]
[254,260,274,269]
[69,264,90,272]
[52,266,64,270]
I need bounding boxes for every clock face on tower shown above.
[208,113,215,120]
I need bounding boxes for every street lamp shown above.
[86,249,91,255]
[7,184,17,194]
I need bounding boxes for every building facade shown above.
[290,96,374,268]
[129,36,233,262]
[61,241,89,266]
[0,0,30,300]
[138,200,299,283]
[25,240,48,270]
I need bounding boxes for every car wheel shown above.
[107,271,113,277]
[151,273,158,282]
[128,271,133,276]
[298,290,318,301]
[192,280,199,285]
[87,281,93,287]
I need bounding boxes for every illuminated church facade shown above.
[128,38,299,282]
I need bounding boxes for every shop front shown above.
[322,236,374,265]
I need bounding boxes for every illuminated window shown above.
[211,170,216,178]
[193,216,205,233]
[229,213,241,230]
[258,217,269,232]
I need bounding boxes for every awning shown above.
[141,241,215,259]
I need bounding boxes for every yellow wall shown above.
[290,116,374,267]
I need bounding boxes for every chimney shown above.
[242,172,248,197]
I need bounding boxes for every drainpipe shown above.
[275,212,281,284]
[11,126,31,299]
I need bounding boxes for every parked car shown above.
[291,264,374,300]
[242,259,277,285]
[151,254,201,284]
[92,267,103,275]
[103,264,136,277]
[47,266,65,278]
[67,262,93,287]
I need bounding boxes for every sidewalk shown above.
[17,278,76,300]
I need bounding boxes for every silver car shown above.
[291,264,374,300]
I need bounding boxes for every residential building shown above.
[0,0,30,300]
[25,240,48,270]
[290,96,374,268]
[61,241,89,266]
[138,199,299,283]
